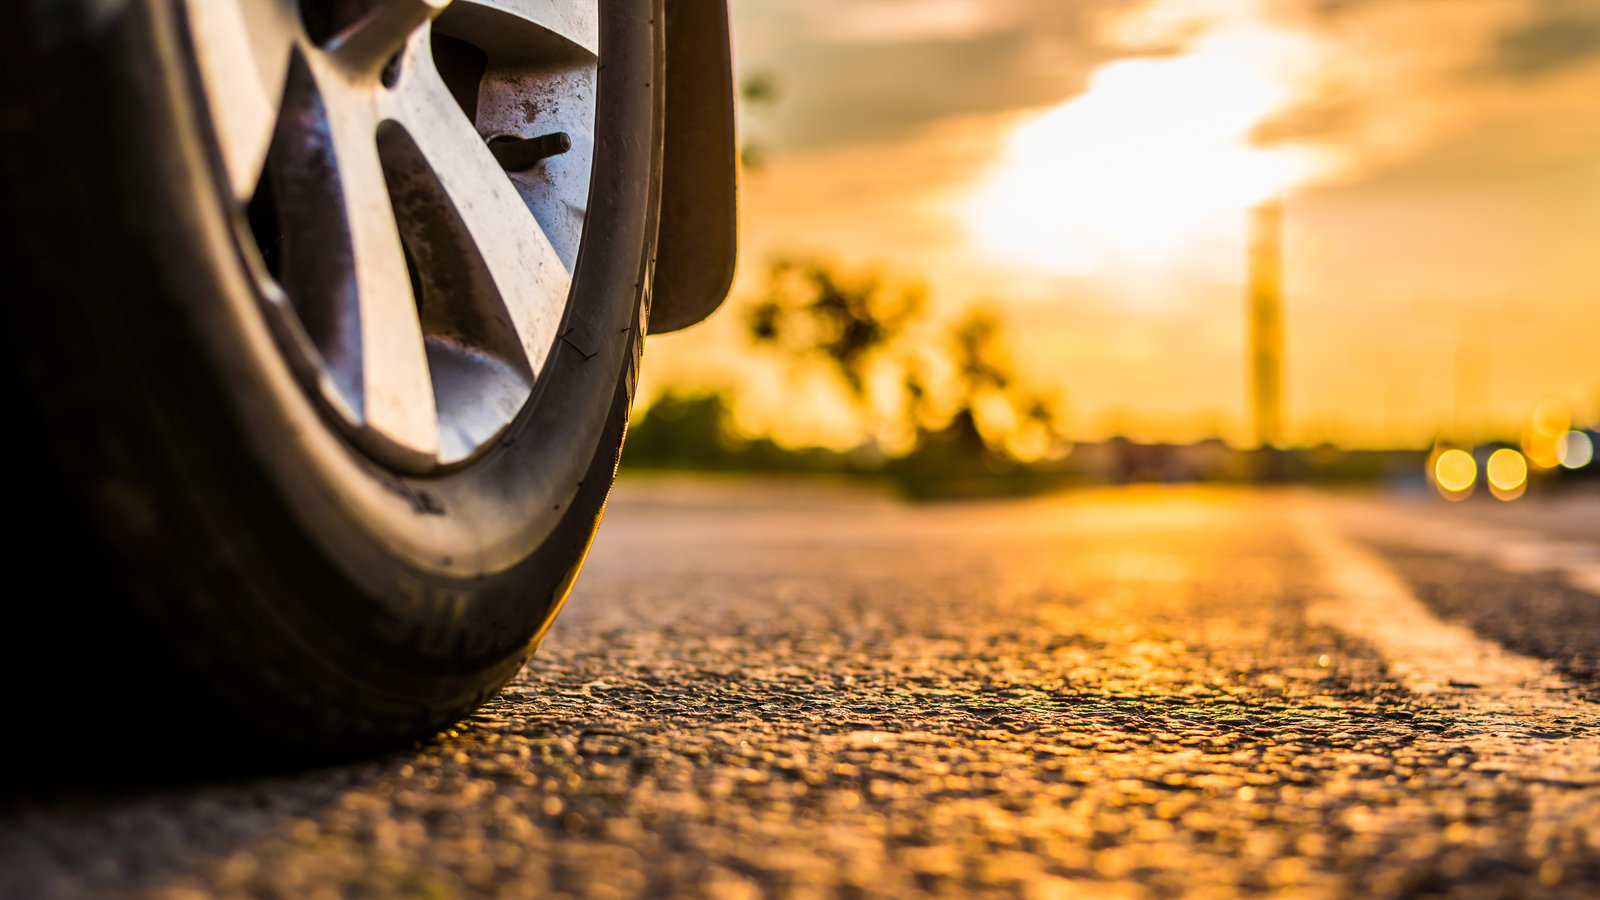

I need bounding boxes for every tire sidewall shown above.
[9,0,662,747]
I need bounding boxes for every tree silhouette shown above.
[743,258,1066,465]
[745,258,924,401]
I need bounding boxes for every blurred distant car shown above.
[1,0,735,752]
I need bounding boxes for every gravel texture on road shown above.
[3,482,1597,899]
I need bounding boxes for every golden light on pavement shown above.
[1560,431,1595,469]
[1486,448,1528,501]
[1432,448,1476,500]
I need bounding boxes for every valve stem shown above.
[488,132,572,172]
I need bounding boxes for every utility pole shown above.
[1248,199,1285,450]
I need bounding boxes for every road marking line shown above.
[1296,511,1600,786]
[1329,501,1600,597]
[1299,512,1570,702]
[1298,510,1600,855]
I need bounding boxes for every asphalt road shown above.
[4,480,1599,898]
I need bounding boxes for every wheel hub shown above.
[182,0,600,472]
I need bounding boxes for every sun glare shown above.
[968,26,1326,276]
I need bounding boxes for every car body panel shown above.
[648,0,737,334]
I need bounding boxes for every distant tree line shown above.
[625,257,1073,497]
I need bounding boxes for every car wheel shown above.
[1,0,661,755]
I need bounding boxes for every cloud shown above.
[1131,0,1600,183]
[1248,98,1359,146]
[734,0,1600,185]
[731,0,1135,151]
[809,0,1029,44]
[1490,0,1600,78]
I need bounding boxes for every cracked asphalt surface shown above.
[3,480,1598,898]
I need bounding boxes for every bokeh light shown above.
[1559,431,1595,469]
[1522,398,1573,470]
[1523,428,1561,469]
[1432,448,1476,500]
[1486,448,1528,501]
[1532,399,1572,436]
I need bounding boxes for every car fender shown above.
[648,0,738,334]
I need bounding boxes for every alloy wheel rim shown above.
[182,0,600,472]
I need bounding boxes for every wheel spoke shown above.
[326,0,452,71]
[183,0,299,200]
[316,76,441,460]
[449,0,599,56]
[205,0,603,470]
[390,42,573,378]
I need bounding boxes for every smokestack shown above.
[1248,199,1284,449]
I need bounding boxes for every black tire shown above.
[0,0,661,757]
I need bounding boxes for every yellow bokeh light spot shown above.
[1486,448,1528,501]
[1523,427,1561,469]
[1532,399,1572,436]
[1433,448,1476,497]
[1559,431,1595,469]
[1524,399,1573,469]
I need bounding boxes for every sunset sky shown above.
[643,0,1600,449]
